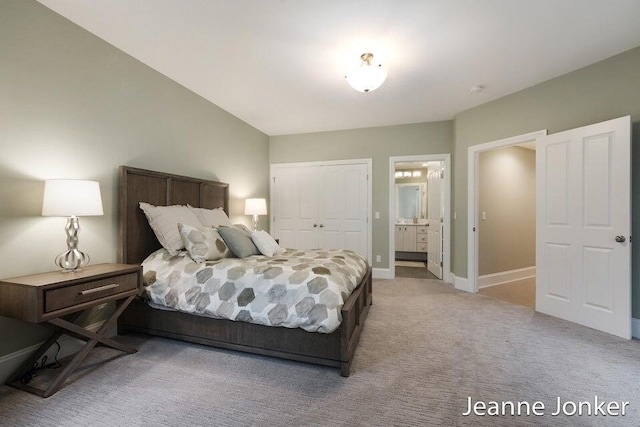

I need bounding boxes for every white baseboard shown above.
[452,274,474,293]
[478,266,536,289]
[633,318,640,339]
[0,320,106,385]
[372,268,393,280]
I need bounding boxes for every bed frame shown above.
[116,166,372,376]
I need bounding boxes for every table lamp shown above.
[244,198,267,231]
[42,179,104,272]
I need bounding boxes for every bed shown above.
[117,166,372,376]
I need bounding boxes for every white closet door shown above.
[272,161,370,259]
[536,116,631,339]
[318,163,368,257]
[427,165,443,279]
[272,166,319,250]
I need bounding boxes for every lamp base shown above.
[55,216,90,272]
[252,214,259,232]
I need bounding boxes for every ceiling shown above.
[37,0,640,136]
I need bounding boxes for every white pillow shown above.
[251,230,280,257]
[139,203,202,255]
[188,206,232,228]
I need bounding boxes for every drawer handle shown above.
[80,283,120,295]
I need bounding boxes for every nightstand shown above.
[0,263,142,397]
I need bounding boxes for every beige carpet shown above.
[479,277,536,309]
[1,278,639,426]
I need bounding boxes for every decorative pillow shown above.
[233,223,251,233]
[188,206,232,228]
[251,230,280,257]
[178,223,231,263]
[217,226,260,258]
[139,203,202,255]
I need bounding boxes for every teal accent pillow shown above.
[217,226,260,258]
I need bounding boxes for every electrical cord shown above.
[20,340,62,385]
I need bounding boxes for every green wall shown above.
[0,0,269,356]
[452,46,640,316]
[270,122,453,270]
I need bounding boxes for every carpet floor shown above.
[1,278,639,426]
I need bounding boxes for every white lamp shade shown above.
[346,63,387,93]
[42,179,104,217]
[244,198,267,216]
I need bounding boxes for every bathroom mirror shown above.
[396,183,426,221]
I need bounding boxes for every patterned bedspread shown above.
[141,248,369,333]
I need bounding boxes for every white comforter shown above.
[141,248,368,333]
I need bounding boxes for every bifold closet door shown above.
[318,164,368,257]
[271,165,319,250]
[272,162,369,258]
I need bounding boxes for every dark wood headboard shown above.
[118,166,229,265]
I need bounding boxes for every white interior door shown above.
[318,163,368,257]
[536,116,631,339]
[427,164,443,279]
[272,166,319,250]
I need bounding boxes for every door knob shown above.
[615,235,626,243]
[313,223,318,228]
[319,224,324,228]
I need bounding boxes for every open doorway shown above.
[468,118,631,338]
[467,130,546,305]
[476,143,536,308]
[389,155,451,282]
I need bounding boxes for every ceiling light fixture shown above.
[345,53,387,93]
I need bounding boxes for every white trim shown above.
[632,318,640,339]
[389,154,451,282]
[0,320,106,385]
[372,268,393,280]
[271,158,373,168]
[478,266,536,288]
[452,274,473,293]
[269,158,373,264]
[467,130,547,293]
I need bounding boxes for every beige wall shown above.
[269,122,452,269]
[478,147,535,275]
[0,1,269,356]
[452,46,640,316]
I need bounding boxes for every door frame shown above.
[270,158,373,262]
[389,154,451,282]
[466,130,547,293]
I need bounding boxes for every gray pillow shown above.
[217,226,260,258]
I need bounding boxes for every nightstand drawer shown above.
[45,272,138,313]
